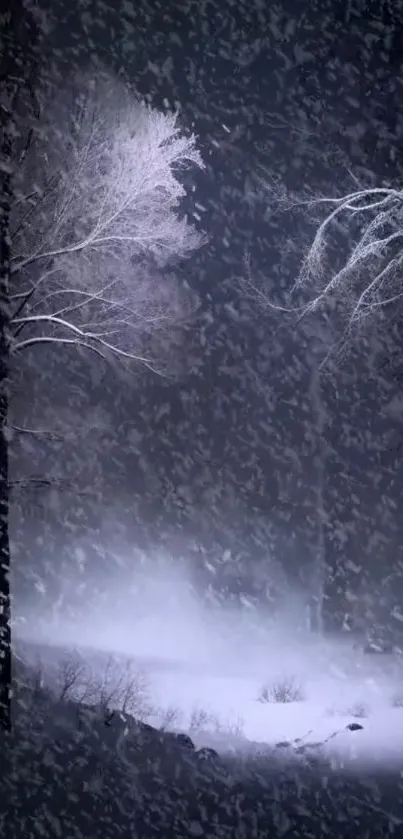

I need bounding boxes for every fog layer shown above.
[16,561,403,770]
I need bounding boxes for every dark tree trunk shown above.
[0,0,15,734]
[0,0,42,732]
[0,144,11,734]
[307,348,327,635]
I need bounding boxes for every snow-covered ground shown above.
[140,637,403,769]
[16,587,403,772]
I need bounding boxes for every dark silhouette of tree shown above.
[0,0,42,732]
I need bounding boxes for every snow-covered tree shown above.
[11,73,204,368]
[0,63,204,730]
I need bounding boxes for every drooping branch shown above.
[264,185,403,327]
[12,335,162,375]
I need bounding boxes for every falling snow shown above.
[2,0,403,836]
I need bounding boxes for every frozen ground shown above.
[16,632,403,771]
[16,575,403,772]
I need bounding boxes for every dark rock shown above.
[346,722,364,731]
[175,733,195,750]
[197,746,219,760]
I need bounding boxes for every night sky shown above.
[13,0,403,626]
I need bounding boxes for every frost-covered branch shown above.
[9,73,205,372]
[267,185,403,327]
[11,313,162,371]
[9,424,63,441]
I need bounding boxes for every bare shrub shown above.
[258,676,305,704]
[346,701,369,719]
[120,662,152,720]
[56,651,89,701]
[227,715,245,739]
[327,700,370,718]
[187,707,245,741]
[188,706,216,733]
[89,656,153,721]
[156,704,183,731]
[13,647,154,730]
[206,712,244,738]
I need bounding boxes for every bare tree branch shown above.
[9,424,63,441]
[261,184,403,330]
[56,652,87,702]
[11,334,164,375]
[11,313,165,370]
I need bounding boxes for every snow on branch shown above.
[262,184,403,328]
[9,73,205,373]
[293,187,403,321]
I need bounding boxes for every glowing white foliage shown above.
[10,73,204,370]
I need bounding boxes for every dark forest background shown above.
[11,0,403,641]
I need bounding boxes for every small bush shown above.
[391,692,403,708]
[14,648,154,721]
[187,707,245,741]
[188,706,216,733]
[224,715,245,739]
[346,702,369,719]
[156,704,183,731]
[327,701,370,719]
[258,676,305,704]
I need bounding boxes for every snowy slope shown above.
[15,629,403,772]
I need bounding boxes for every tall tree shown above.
[0,58,204,730]
[242,250,334,634]
[306,335,327,634]
[0,0,44,732]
